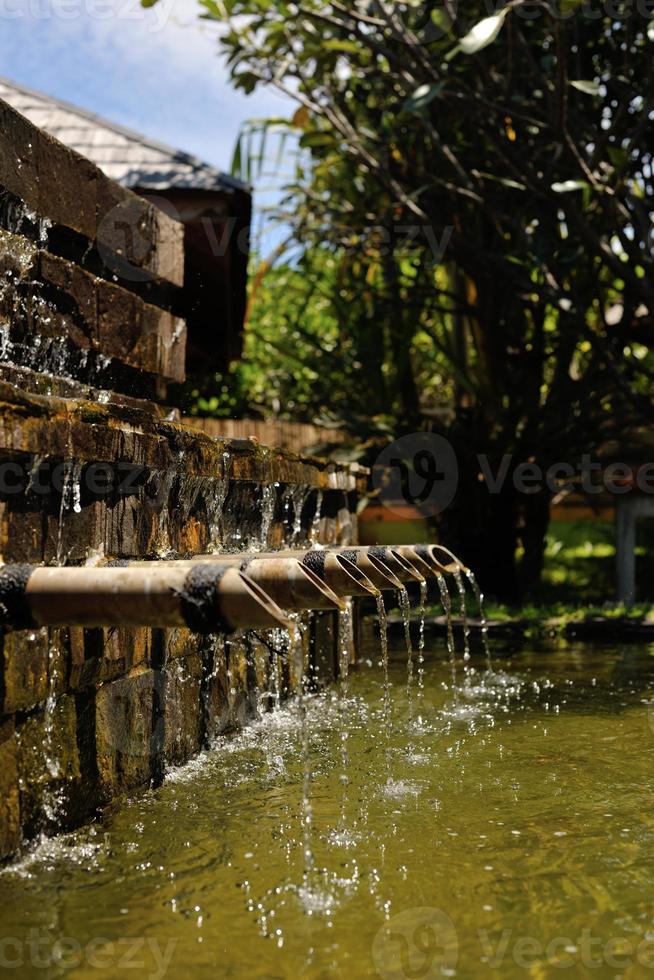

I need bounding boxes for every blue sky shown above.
[0,0,289,176]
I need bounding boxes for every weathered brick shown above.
[15,695,80,834]
[95,668,159,793]
[202,637,231,739]
[163,654,202,765]
[0,97,184,288]
[69,626,153,690]
[0,719,20,859]
[1,627,66,714]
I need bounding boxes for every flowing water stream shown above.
[3,641,654,979]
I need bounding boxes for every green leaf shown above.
[403,83,444,114]
[458,10,509,55]
[570,80,601,96]
[322,39,361,54]
[551,180,589,192]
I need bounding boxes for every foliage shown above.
[166,0,654,596]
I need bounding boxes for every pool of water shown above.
[2,642,654,979]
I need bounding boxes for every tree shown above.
[182,0,654,598]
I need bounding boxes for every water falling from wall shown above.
[309,490,323,546]
[259,484,277,551]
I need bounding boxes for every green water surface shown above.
[2,642,654,979]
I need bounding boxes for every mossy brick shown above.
[69,626,153,689]
[0,97,183,292]
[164,627,203,663]
[150,204,185,287]
[1,627,67,714]
[0,720,20,860]
[0,382,366,492]
[3,507,47,563]
[163,654,203,765]
[95,668,159,793]
[202,637,232,738]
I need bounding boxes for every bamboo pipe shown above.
[337,550,404,591]
[424,544,468,574]
[184,549,380,600]
[333,546,422,585]
[122,557,345,612]
[370,546,425,584]
[197,547,402,594]
[300,552,380,598]
[0,563,290,633]
[389,545,434,579]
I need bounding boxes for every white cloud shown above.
[0,0,290,171]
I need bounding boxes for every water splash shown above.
[465,569,494,672]
[41,637,65,829]
[205,458,231,553]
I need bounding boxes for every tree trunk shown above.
[439,473,519,602]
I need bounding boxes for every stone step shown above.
[0,227,186,384]
[0,97,184,290]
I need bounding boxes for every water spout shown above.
[337,550,404,592]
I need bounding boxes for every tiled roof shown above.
[0,76,248,194]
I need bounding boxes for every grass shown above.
[423,519,654,632]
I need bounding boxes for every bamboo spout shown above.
[368,546,425,583]
[389,545,433,579]
[426,545,468,574]
[106,557,344,613]
[162,549,378,600]
[0,563,290,633]
[300,551,380,598]
[337,549,404,591]
[232,557,345,611]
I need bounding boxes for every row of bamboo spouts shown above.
[0,545,465,635]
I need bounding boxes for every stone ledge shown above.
[0,228,186,384]
[0,98,184,288]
